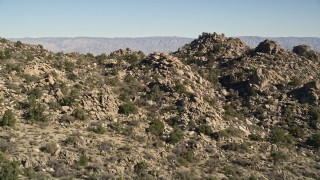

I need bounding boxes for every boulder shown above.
[293,45,319,61]
[255,39,283,54]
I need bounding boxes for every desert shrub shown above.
[288,124,304,138]
[79,155,90,166]
[67,72,77,81]
[25,102,49,123]
[48,100,61,111]
[167,116,182,127]
[5,63,22,73]
[146,84,164,102]
[268,127,293,146]
[59,88,79,106]
[167,127,184,144]
[72,108,88,121]
[196,124,213,136]
[270,150,288,164]
[119,91,131,102]
[0,153,19,180]
[146,119,165,137]
[288,76,301,87]
[88,124,106,134]
[27,87,43,99]
[64,61,75,72]
[0,38,7,43]
[224,104,239,117]
[204,96,216,108]
[248,134,263,141]
[222,142,249,152]
[118,102,138,115]
[123,74,135,83]
[23,168,49,180]
[41,142,58,154]
[95,53,107,65]
[134,161,148,175]
[174,80,187,94]
[217,127,243,138]
[0,109,16,127]
[306,132,320,149]
[308,107,320,129]
[0,139,9,153]
[175,147,194,166]
[15,41,23,47]
[63,135,81,147]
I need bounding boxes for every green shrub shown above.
[217,127,243,138]
[79,155,90,166]
[0,109,16,127]
[72,108,88,121]
[196,124,213,136]
[134,161,148,175]
[25,102,49,123]
[306,132,320,149]
[224,104,239,117]
[118,102,138,115]
[204,96,216,108]
[270,150,288,164]
[222,142,249,152]
[167,127,184,144]
[248,134,263,141]
[146,119,165,136]
[309,107,320,129]
[174,81,187,94]
[41,142,58,154]
[268,127,293,146]
[15,41,23,47]
[288,76,301,87]
[167,116,182,127]
[23,168,49,180]
[124,74,135,83]
[27,87,43,99]
[0,153,19,180]
[288,124,304,138]
[177,148,194,166]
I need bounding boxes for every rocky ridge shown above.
[0,33,319,179]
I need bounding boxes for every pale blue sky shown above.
[0,0,319,38]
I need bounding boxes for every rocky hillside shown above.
[0,33,319,179]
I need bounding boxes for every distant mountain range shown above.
[10,36,320,55]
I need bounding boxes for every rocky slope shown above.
[0,33,319,179]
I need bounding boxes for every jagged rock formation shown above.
[0,33,320,179]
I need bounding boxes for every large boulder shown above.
[288,81,320,105]
[293,45,319,61]
[255,39,284,54]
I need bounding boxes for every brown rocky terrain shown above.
[0,33,319,179]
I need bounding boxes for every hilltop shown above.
[0,33,319,179]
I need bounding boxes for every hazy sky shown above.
[0,0,319,38]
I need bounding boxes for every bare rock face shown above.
[255,39,284,54]
[289,81,320,105]
[293,44,320,61]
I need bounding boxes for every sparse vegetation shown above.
[0,109,16,127]
[146,119,165,137]
[118,102,138,115]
